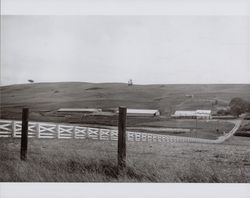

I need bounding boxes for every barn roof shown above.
[57,108,102,112]
[196,110,211,114]
[174,111,196,116]
[174,110,211,116]
[127,109,159,114]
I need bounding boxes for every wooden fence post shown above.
[20,108,29,160]
[118,106,127,175]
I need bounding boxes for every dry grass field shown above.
[0,137,250,182]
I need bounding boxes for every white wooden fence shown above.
[0,119,240,144]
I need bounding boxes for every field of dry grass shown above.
[1,136,250,182]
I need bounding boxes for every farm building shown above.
[172,110,197,119]
[57,108,102,113]
[116,109,160,117]
[196,110,212,119]
[171,110,211,119]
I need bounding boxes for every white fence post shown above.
[98,129,101,140]
[12,121,16,138]
[36,123,40,138]
[109,129,112,141]
[72,126,76,139]
[56,125,60,139]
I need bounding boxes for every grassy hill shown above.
[1,82,250,123]
[1,82,250,124]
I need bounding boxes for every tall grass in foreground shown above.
[0,138,249,182]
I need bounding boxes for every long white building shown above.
[172,110,211,119]
[58,108,102,113]
[116,108,160,117]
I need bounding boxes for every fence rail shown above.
[0,119,240,144]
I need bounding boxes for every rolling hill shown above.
[1,82,250,125]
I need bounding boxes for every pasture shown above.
[129,119,234,140]
[0,137,250,182]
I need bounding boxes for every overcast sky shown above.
[1,15,249,85]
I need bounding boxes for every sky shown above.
[1,15,250,85]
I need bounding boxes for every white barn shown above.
[172,110,211,119]
[57,108,102,113]
[195,110,212,119]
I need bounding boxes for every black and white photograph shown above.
[0,0,250,197]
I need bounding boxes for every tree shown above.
[230,105,244,117]
[229,97,250,116]
[229,97,245,107]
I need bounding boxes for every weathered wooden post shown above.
[118,106,127,175]
[21,108,29,160]
[195,117,198,137]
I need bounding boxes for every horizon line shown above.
[1,81,250,87]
